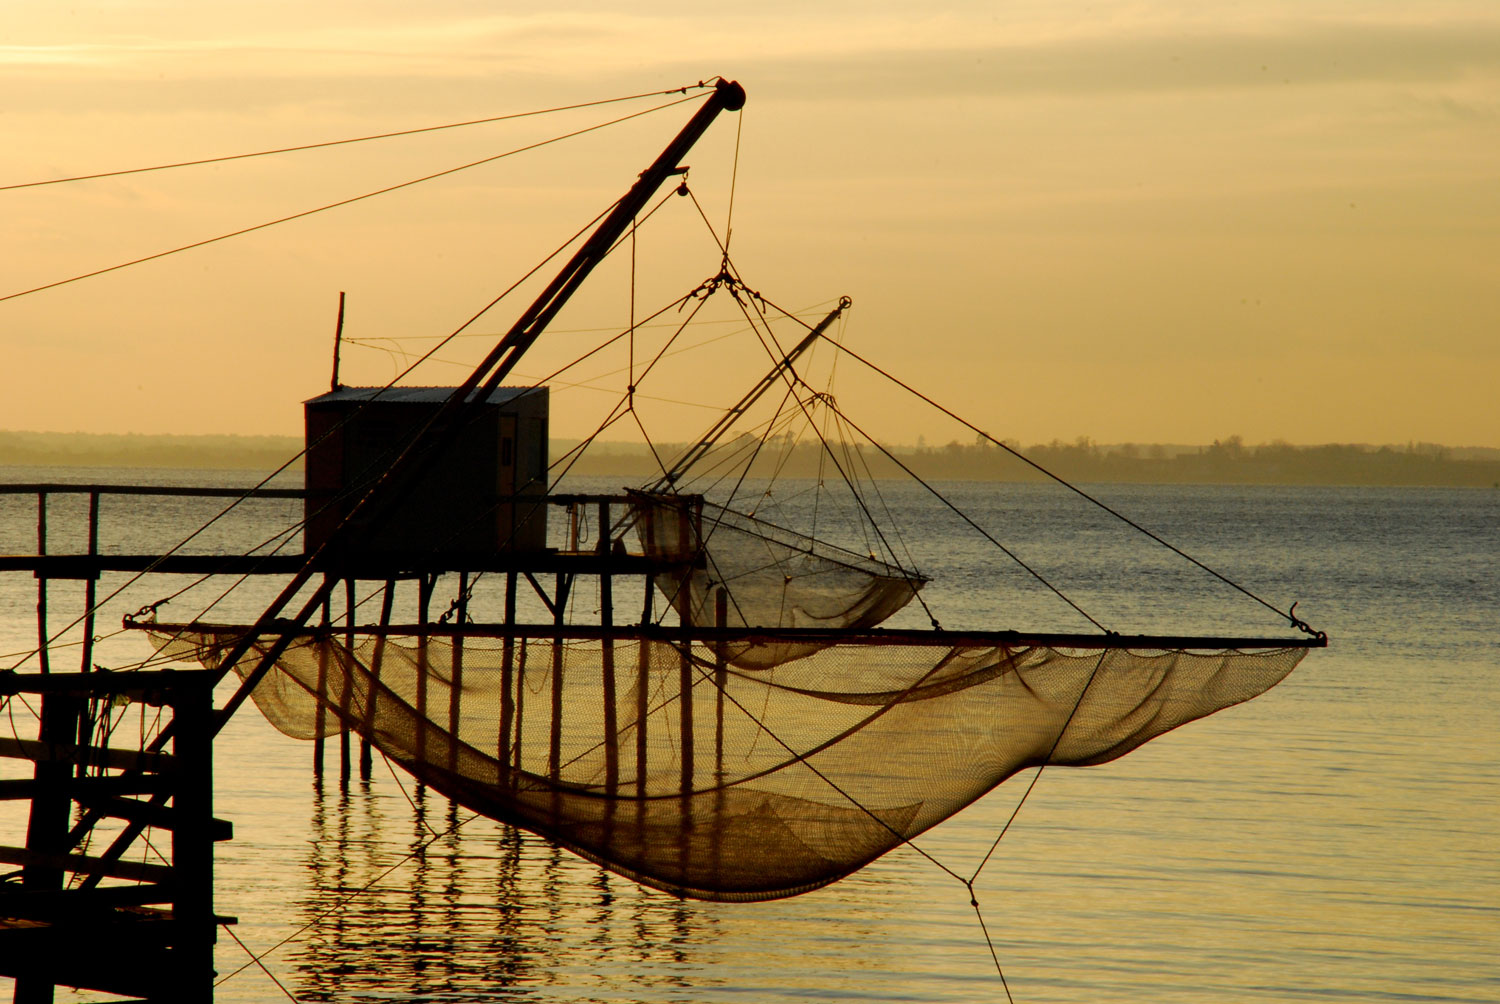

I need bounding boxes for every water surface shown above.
[1,469,1495,1002]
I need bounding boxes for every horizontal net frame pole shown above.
[137,621,1327,650]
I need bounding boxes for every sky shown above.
[2,1,1497,448]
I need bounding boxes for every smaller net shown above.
[151,627,1303,902]
[632,492,924,668]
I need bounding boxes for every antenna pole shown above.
[330,290,346,392]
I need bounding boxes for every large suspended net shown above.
[631,492,925,669]
[150,627,1302,902]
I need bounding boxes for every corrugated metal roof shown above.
[303,386,547,406]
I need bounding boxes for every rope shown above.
[957,649,1110,998]
[816,397,1109,633]
[0,93,702,305]
[5,193,621,673]
[823,334,1324,638]
[707,266,941,625]
[969,650,1109,883]
[724,108,744,256]
[1,85,713,192]
[220,923,303,1002]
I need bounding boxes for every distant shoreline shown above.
[2,430,1496,488]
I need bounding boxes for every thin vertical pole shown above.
[79,491,98,673]
[341,577,355,785]
[36,492,48,674]
[599,501,618,793]
[548,572,567,780]
[362,580,395,781]
[314,581,331,777]
[714,588,727,781]
[514,638,527,774]
[712,587,728,888]
[330,290,346,392]
[500,572,516,782]
[678,499,701,796]
[449,571,467,773]
[76,492,101,771]
[416,574,433,768]
[679,600,693,797]
[636,576,652,797]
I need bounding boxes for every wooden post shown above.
[314,582,331,777]
[635,577,652,797]
[330,290,347,391]
[599,501,618,793]
[712,586,728,888]
[500,571,516,781]
[449,571,467,773]
[679,498,702,796]
[548,572,569,780]
[676,568,695,887]
[341,577,355,784]
[362,580,395,781]
[36,492,49,675]
[514,638,527,775]
[171,674,216,998]
[79,491,98,673]
[21,693,80,891]
[416,573,434,768]
[15,688,80,1004]
[76,492,100,768]
[714,588,727,781]
[679,598,694,797]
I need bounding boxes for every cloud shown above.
[735,21,1500,101]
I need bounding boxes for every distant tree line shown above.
[0,431,303,471]
[567,434,1500,487]
[2,430,1497,487]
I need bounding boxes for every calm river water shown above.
[1,467,1495,1003]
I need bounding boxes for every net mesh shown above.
[151,628,1303,902]
[632,493,924,668]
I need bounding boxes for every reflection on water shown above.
[286,778,720,1002]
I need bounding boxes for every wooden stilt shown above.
[14,687,79,1004]
[79,492,98,674]
[362,580,394,782]
[500,571,516,781]
[313,583,331,777]
[75,493,100,769]
[340,577,355,785]
[548,572,568,780]
[170,672,216,996]
[714,588,727,781]
[679,499,702,797]
[600,501,618,793]
[449,571,466,773]
[636,577,652,797]
[35,493,48,676]
[416,574,434,768]
[679,600,694,797]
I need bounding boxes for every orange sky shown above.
[3,2,1497,448]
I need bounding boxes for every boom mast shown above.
[207,79,748,730]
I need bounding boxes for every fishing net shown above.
[631,492,924,668]
[150,628,1302,902]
